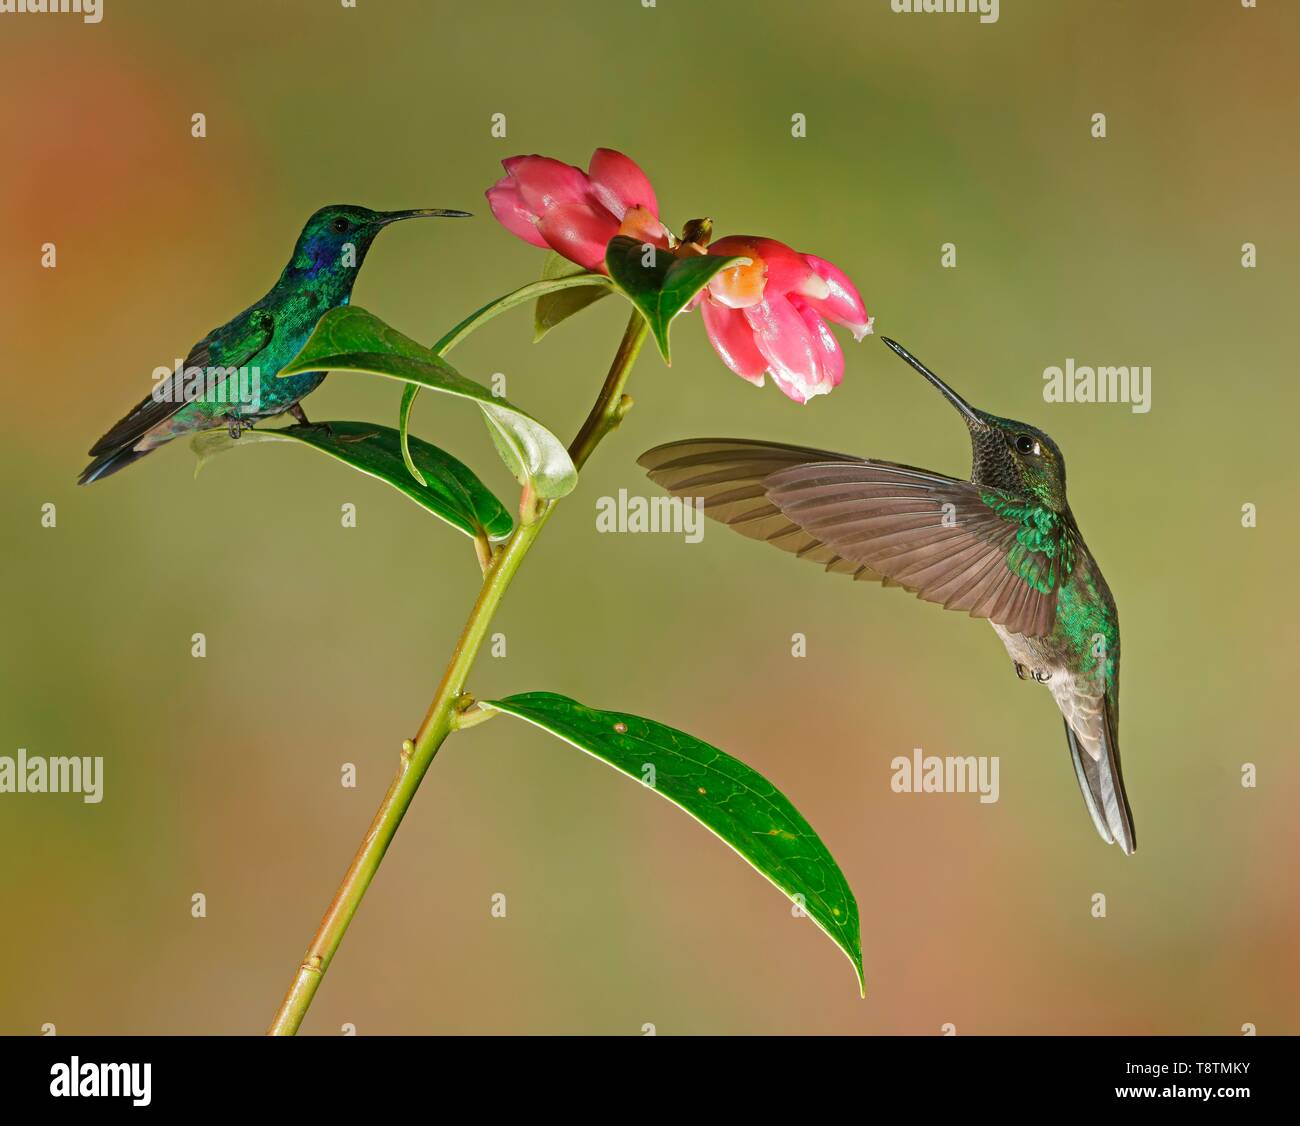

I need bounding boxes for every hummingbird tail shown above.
[1063,712,1136,855]
[78,444,153,485]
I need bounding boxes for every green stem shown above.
[267,308,648,1035]
[432,273,612,355]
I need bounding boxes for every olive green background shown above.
[2,0,1296,1034]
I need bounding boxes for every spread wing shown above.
[640,439,1076,637]
[637,439,887,582]
[765,460,1075,636]
[88,307,275,457]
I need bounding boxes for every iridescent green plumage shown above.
[979,492,1076,595]
[79,204,470,484]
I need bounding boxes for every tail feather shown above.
[1063,711,1136,855]
[78,444,153,485]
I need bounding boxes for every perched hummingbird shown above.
[78,204,470,484]
[639,337,1136,853]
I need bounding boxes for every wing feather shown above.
[637,439,887,583]
[640,439,1075,636]
[88,309,275,457]
[764,461,1071,635]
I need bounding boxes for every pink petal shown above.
[802,253,872,340]
[700,297,767,386]
[588,148,659,221]
[508,155,593,216]
[486,175,549,249]
[742,294,824,404]
[537,202,621,272]
[794,301,844,391]
[767,371,809,405]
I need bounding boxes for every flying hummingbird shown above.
[78,204,470,484]
[639,337,1135,854]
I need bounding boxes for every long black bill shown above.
[880,337,983,426]
[378,208,473,224]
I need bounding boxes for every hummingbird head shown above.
[289,204,472,282]
[880,337,1069,512]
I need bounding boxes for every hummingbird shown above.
[639,337,1135,854]
[78,204,471,484]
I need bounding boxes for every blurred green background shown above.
[2,0,1296,1035]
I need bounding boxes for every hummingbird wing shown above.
[762,461,1076,637]
[638,440,887,582]
[640,440,1077,635]
[87,308,276,458]
[1055,682,1135,853]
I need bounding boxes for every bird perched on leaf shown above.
[640,337,1135,854]
[79,204,470,484]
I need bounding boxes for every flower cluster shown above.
[488,149,871,404]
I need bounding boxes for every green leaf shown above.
[533,251,612,341]
[398,269,613,487]
[281,307,577,499]
[398,267,613,488]
[481,691,864,994]
[191,421,512,540]
[604,236,749,364]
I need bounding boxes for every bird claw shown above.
[1014,662,1052,684]
[227,417,254,439]
[287,404,337,439]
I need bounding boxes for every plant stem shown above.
[267,309,649,1035]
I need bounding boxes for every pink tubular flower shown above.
[487,148,669,273]
[698,237,872,404]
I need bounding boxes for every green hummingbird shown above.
[639,337,1135,854]
[78,204,470,484]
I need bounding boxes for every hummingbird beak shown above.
[880,337,985,427]
[376,208,473,225]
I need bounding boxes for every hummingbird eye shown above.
[331,217,350,233]
[1014,434,1038,456]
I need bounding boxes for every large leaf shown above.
[481,691,864,993]
[533,251,612,341]
[604,236,749,364]
[192,421,512,540]
[280,307,577,499]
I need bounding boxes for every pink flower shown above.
[487,148,669,272]
[487,149,872,404]
[698,236,872,404]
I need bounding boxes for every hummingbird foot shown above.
[1013,662,1053,683]
[227,416,255,440]
[288,402,337,438]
